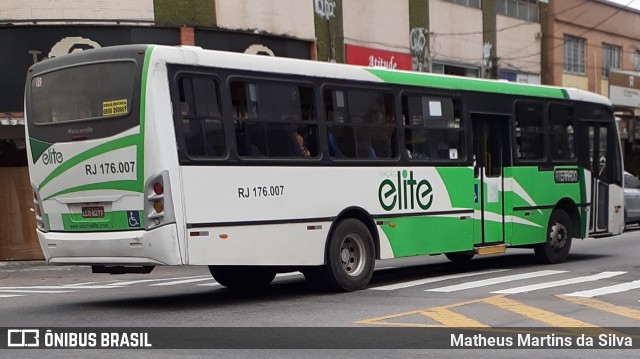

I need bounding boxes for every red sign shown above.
[345,44,412,71]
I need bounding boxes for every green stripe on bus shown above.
[30,137,52,164]
[380,215,474,257]
[61,210,144,232]
[43,180,141,201]
[366,69,568,99]
[137,46,154,192]
[37,135,139,191]
[435,167,474,208]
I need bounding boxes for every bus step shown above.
[474,244,506,256]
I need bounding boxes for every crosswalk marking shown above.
[0,285,119,290]
[107,275,211,286]
[563,279,640,298]
[197,282,222,287]
[491,271,627,294]
[0,294,25,298]
[0,290,74,294]
[426,270,567,292]
[369,269,511,291]
[64,281,112,286]
[198,272,302,287]
[150,277,215,286]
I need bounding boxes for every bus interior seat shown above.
[265,123,301,157]
[245,122,267,156]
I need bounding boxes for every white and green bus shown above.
[25,45,623,291]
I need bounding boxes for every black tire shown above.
[445,252,474,264]
[301,267,325,286]
[208,266,276,290]
[310,218,375,292]
[534,209,573,264]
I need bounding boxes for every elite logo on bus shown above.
[378,170,433,211]
[42,148,64,165]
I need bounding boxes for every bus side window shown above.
[549,104,576,161]
[178,76,226,159]
[403,95,463,162]
[324,89,396,160]
[515,102,545,161]
[232,80,318,159]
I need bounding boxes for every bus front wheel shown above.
[208,266,276,290]
[314,218,375,292]
[534,209,572,264]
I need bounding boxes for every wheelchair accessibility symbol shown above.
[127,211,141,228]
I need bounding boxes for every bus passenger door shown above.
[586,122,623,234]
[472,114,509,245]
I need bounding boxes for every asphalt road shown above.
[1,227,640,358]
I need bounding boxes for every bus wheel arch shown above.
[327,207,380,261]
[304,207,377,291]
[534,206,573,264]
[554,198,580,238]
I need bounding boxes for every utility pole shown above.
[481,0,498,79]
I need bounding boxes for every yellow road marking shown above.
[421,307,489,327]
[357,294,640,331]
[355,309,443,327]
[559,295,640,321]
[481,295,595,327]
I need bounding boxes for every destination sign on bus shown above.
[554,169,579,183]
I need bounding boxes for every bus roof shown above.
[31,44,611,107]
[152,45,611,106]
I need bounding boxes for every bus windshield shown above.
[29,61,135,125]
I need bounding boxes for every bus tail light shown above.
[145,171,175,230]
[153,200,163,213]
[32,186,49,232]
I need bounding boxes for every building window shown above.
[563,35,585,74]
[441,0,481,9]
[496,0,539,22]
[602,44,622,78]
[634,49,640,71]
[602,43,621,79]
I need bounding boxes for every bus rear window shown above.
[29,61,135,124]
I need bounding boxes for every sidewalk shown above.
[0,260,47,268]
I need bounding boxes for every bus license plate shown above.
[82,206,104,218]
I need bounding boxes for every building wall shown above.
[342,0,409,52]
[429,0,483,70]
[215,0,315,40]
[0,0,154,22]
[546,0,640,94]
[496,14,541,77]
[0,167,42,260]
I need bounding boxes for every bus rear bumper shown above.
[36,224,183,266]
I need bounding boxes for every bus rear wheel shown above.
[208,266,276,290]
[534,209,572,264]
[311,218,375,292]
